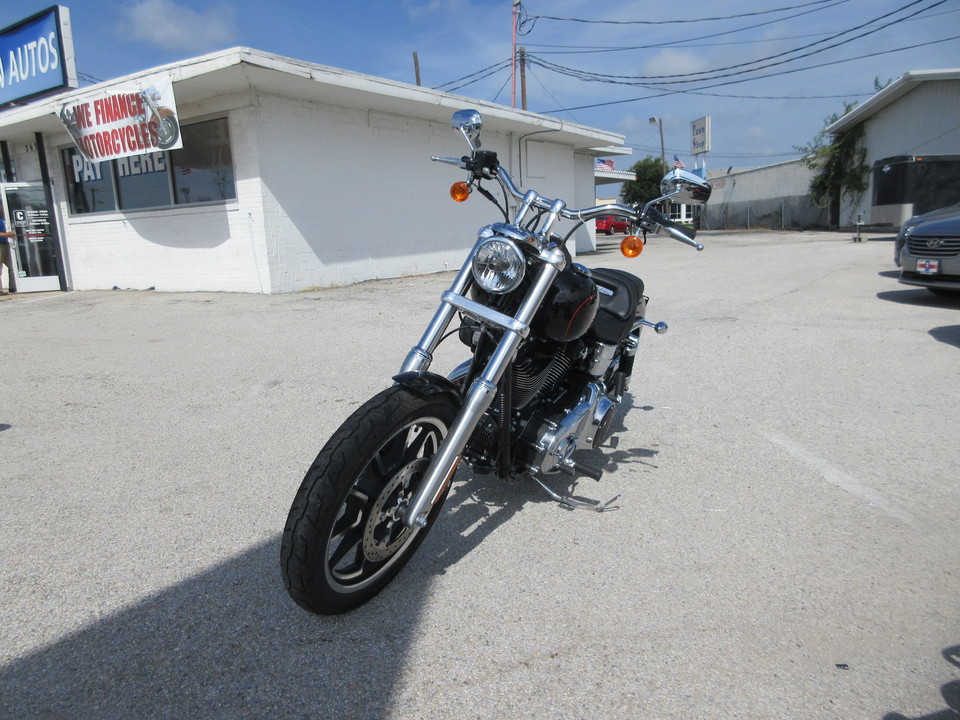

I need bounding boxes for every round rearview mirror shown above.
[660,169,712,205]
[452,109,483,151]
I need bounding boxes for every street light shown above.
[649,116,667,176]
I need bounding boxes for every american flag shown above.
[673,155,685,169]
[596,158,615,170]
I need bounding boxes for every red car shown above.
[595,215,632,235]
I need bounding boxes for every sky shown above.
[2,0,959,171]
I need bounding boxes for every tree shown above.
[619,156,667,206]
[796,102,870,229]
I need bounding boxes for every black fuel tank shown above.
[530,265,599,342]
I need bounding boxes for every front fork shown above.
[399,242,567,528]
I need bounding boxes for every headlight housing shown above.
[472,237,525,294]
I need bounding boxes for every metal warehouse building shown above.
[0,46,627,294]
[826,69,960,229]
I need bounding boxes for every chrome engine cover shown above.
[527,381,617,476]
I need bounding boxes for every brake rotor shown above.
[362,458,427,562]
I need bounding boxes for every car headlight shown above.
[472,237,525,294]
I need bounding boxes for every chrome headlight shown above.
[472,237,525,294]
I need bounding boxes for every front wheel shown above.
[281,386,458,614]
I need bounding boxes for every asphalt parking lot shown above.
[1,230,958,719]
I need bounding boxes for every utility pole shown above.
[519,47,527,111]
[649,116,667,175]
[412,52,421,86]
[511,0,520,107]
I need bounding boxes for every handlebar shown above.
[432,153,704,251]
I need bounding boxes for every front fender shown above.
[392,371,463,407]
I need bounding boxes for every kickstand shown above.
[533,477,621,512]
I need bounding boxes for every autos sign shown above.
[58,75,183,163]
[0,6,77,106]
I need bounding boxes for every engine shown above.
[458,333,626,479]
[516,376,618,477]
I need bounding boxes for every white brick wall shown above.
[254,94,583,292]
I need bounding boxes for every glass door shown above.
[2,183,63,293]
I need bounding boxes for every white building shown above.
[0,47,627,294]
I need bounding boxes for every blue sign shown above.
[0,6,76,106]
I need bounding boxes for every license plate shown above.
[916,258,940,275]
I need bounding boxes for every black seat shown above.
[587,267,645,344]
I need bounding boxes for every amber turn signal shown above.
[450,181,471,202]
[620,235,644,258]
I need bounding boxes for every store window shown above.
[116,152,173,210]
[61,117,235,215]
[170,118,236,204]
[62,148,116,214]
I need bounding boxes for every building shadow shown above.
[0,474,536,720]
[882,645,960,720]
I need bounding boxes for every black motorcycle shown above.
[281,109,711,614]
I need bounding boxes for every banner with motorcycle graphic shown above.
[57,74,182,163]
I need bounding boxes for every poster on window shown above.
[57,74,182,163]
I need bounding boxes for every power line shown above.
[537,32,960,113]
[434,58,513,93]
[525,0,948,87]
[526,0,846,26]
[524,6,959,55]
[519,0,852,56]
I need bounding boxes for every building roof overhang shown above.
[0,47,626,154]
[825,68,960,135]
[594,168,637,185]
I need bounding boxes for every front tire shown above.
[281,386,458,614]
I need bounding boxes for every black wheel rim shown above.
[324,415,448,592]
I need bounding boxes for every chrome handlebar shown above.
[431,155,704,251]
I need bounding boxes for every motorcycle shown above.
[139,86,180,151]
[281,109,711,615]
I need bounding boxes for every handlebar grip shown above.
[645,206,703,251]
[431,156,464,166]
[664,224,704,251]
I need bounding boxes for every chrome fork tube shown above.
[403,245,566,528]
[399,242,479,375]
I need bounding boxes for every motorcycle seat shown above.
[587,267,645,344]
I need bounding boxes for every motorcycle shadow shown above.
[579,394,661,474]
[424,394,660,561]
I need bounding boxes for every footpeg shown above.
[558,458,604,481]
[533,476,621,512]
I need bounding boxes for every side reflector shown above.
[450,182,471,202]
[620,235,644,258]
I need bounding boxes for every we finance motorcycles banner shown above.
[57,74,182,163]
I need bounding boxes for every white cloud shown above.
[640,49,710,79]
[116,0,238,54]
